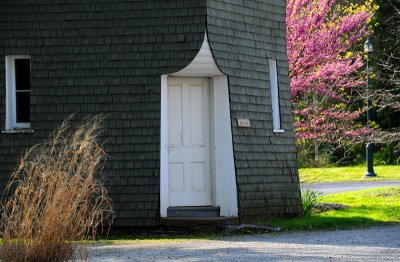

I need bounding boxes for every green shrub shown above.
[301,186,323,217]
[373,144,400,165]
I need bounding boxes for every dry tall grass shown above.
[0,115,113,261]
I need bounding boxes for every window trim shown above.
[5,55,31,130]
[268,58,284,133]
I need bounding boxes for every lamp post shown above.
[363,38,376,178]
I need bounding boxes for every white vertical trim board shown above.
[211,76,238,217]
[269,59,283,132]
[160,75,169,217]
[209,78,217,206]
[5,55,31,130]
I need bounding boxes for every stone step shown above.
[167,206,220,218]
[160,217,240,232]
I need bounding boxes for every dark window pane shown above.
[15,59,31,91]
[16,92,30,122]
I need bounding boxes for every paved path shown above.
[89,225,400,261]
[305,181,400,195]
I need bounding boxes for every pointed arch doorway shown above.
[160,33,238,218]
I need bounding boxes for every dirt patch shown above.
[313,203,350,213]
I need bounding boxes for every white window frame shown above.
[269,58,284,133]
[5,55,31,130]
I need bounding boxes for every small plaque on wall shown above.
[237,118,251,128]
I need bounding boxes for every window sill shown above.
[2,129,34,134]
[273,129,285,133]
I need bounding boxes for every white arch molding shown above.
[160,32,238,217]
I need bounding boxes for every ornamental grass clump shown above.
[0,115,113,262]
[301,186,323,217]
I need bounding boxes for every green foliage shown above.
[297,142,360,168]
[373,144,400,165]
[297,144,328,168]
[301,186,323,217]
[297,142,400,168]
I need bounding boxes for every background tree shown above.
[370,0,400,163]
[374,0,400,102]
[286,0,377,165]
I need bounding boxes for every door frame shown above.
[160,75,238,218]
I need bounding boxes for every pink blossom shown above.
[287,0,373,144]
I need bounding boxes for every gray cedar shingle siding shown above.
[206,0,301,221]
[0,0,207,227]
[0,0,301,227]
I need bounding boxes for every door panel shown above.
[168,77,211,206]
[188,85,205,146]
[168,85,183,147]
[191,162,206,192]
[169,163,184,192]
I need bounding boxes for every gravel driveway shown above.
[89,225,400,261]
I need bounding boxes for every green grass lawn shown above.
[299,165,400,183]
[265,186,400,230]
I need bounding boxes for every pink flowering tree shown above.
[286,0,376,148]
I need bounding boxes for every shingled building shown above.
[0,0,302,227]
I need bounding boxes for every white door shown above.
[168,77,211,206]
